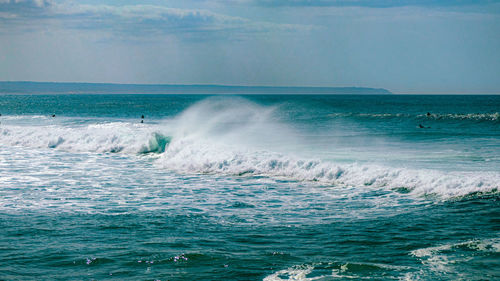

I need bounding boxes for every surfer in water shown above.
[420,113,432,128]
[141,115,144,123]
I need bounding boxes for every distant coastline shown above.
[0,81,392,95]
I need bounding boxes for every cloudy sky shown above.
[0,0,499,93]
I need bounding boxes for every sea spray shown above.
[156,97,500,198]
[1,96,499,198]
[1,94,499,280]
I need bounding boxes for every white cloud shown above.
[0,0,309,38]
[0,0,51,7]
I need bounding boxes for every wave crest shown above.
[0,122,169,154]
[158,137,499,198]
[1,97,498,199]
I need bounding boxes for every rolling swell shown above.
[328,112,500,122]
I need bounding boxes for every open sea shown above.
[0,93,499,280]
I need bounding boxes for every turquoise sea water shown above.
[0,94,499,280]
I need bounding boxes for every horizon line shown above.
[0,80,389,90]
[1,81,499,95]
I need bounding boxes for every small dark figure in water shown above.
[52,114,56,117]
[419,124,431,129]
[140,120,144,123]
[141,115,144,119]
[426,112,431,117]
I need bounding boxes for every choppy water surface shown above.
[0,94,499,280]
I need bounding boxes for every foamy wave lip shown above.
[0,122,168,154]
[0,115,49,120]
[328,112,499,121]
[157,137,499,199]
[328,113,409,118]
[420,112,500,121]
[153,97,499,199]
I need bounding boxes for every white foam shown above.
[1,97,498,199]
[158,134,499,198]
[0,122,163,154]
[422,112,500,121]
[409,238,500,276]
[264,262,409,281]
[327,112,500,121]
[263,265,318,281]
[411,238,500,258]
[156,97,500,198]
[0,114,49,120]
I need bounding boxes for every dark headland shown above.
[0,81,392,95]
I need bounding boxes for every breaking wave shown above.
[0,122,170,154]
[157,138,499,198]
[155,97,499,198]
[1,97,498,198]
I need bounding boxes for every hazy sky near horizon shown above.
[0,0,499,93]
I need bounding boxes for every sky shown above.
[0,0,499,94]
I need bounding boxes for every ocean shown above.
[0,93,499,280]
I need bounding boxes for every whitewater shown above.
[0,94,499,280]
[1,96,498,198]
